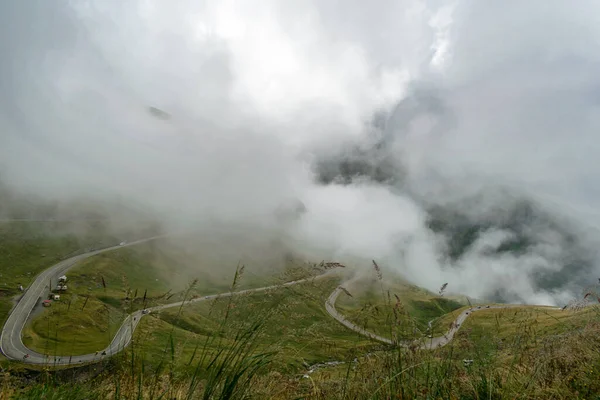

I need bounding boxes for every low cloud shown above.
[2,1,600,305]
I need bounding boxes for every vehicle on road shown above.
[0,234,167,365]
[142,309,150,315]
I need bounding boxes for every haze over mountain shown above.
[2,1,600,305]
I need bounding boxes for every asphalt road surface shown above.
[0,235,175,365]
[2,231,566,367]
[0,235,337,366]
[325,278,563,350]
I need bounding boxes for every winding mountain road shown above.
[0,236,337,366]
[1,235,563,366]
[325,279,561,349]
[0,236,171,365]
[327,284,518,348]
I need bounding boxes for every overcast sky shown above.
[2,0,600,305]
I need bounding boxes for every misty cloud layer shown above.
[2,0,600,305]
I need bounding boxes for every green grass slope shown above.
[0,220,139,326]
[336,272,464,340]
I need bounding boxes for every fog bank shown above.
[2,1,600,305]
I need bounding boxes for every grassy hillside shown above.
[5,283,600,398]
[22,295,126,356]
[335,272,464,340]
[145,276,376,372]
[0,220,152,326]
[20,236,312,357]
[6,293,600,399]
[3,219,600,398]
